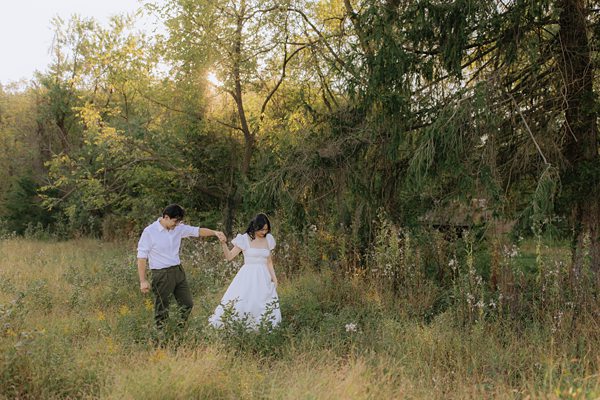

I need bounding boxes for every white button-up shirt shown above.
[137,219,200,270]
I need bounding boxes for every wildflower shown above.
[144,298,153,311]
[502,244,519,259]
[477,134,488,148]
[466,293,475,305]
[345,322,358,333]
[150,348,167,362]
[96,310,106,321]
[105,337,118,354]
[475,275,483,285]
[118,305,130,316]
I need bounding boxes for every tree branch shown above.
[134,88,202,119]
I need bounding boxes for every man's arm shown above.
[137,258,150,293]
[137,228,151,294]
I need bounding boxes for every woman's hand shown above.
[271,277,278,288]
[214,231,226,242]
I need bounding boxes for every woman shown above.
[209,213,281,329]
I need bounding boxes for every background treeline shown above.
[1,0,599,275]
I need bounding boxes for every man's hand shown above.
[140,279,150,294]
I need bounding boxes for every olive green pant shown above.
[151,265,193,328]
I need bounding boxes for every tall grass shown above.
[0,235,598,399]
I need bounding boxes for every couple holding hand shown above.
[137,204,281,332]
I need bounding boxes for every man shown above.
[137,204,225,329]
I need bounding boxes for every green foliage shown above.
[3,176,55,235]
[1,0,599,307]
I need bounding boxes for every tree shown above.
[332,0,599,274]
[153,0,312,233]
[37,14,199,234]
[0,79,66,232]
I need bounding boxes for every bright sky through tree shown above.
[0,0,155,84]
[207,72,223,87]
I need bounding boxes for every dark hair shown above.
[245,213,271,239]
[162,204,185,221]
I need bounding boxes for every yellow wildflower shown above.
[150,349,167,362]
[105,337,118,354]
[144,298,153,311]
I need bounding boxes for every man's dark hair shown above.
[162,204,185,220]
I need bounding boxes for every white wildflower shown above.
[478,134,489,147]
[466,293,475,305]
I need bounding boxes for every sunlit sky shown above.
[0,0,159,84]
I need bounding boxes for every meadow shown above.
[0,234,598,399]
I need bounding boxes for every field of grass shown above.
[0,237,598,399]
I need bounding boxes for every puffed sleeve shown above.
[231,233,247,250]
[266,234,276,250]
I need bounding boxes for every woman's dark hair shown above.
[245,213,271,239]
[162,204,185,221]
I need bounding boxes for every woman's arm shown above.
[267,254,278,288]
[220,240,243,261]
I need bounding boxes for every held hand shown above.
[271,277,278,289]
[214,231,226,242]
[140,280,150,294]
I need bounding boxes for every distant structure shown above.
[420,198,515,238]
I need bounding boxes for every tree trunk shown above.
[223,0,252,235]
[557,0,600,276]
[224,186,239,238]
[233,0,254,178]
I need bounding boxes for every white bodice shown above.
[231,233,276,267]
[242,247,271,266]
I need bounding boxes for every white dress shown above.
[209,233,282,329]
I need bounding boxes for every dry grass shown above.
[0,238,598,399]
